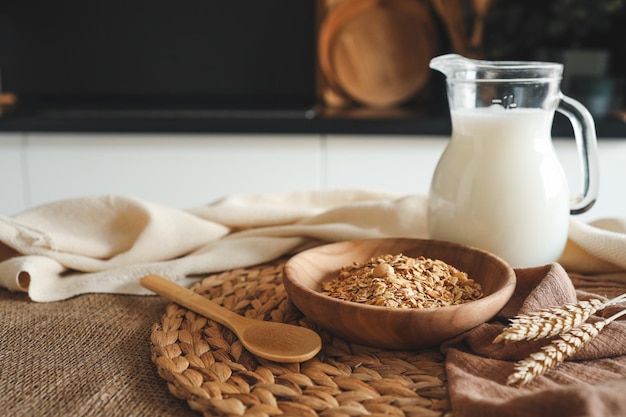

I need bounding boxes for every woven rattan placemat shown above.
[150,260,451,417]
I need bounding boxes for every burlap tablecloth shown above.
[3,266,626,417]
[0,289,197,417]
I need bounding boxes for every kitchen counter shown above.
[1,106,625,138]
[1,188,626,417]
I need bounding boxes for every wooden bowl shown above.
[283,238,516,349]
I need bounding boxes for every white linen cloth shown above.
[0,190,624,302]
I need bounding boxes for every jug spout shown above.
[429,54,475,78]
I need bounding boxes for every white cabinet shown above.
[325,135,446,194]
[325,134,626,222]
[0,133,27,216]
[1,132,624,223]
[25,133,322,209]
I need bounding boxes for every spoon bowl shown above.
[140,274,322,363]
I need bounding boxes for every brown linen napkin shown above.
[443,263,626,417]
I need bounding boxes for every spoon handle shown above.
[140,274,242,331]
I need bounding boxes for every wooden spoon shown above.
[469,0,493,53]
[140,274,322,363]
[430,0,470,55]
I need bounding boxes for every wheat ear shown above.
[494,292,626,344]
[506,308,626,387]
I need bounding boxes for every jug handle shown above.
[556,94,600,215]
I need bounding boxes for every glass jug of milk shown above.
[428,54,599,268]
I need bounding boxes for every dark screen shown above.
[0,0,316,110]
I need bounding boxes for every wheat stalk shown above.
[506,308,626,387]
[493,292,626,344]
